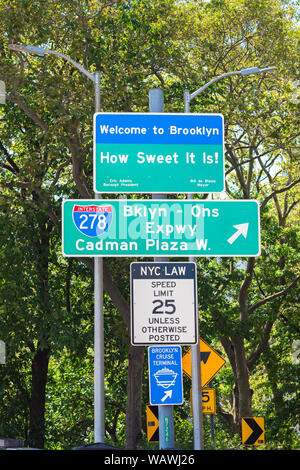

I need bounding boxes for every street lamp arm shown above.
[8,44,95,82]
[190,71,239,101]
[188,66,276,103]
[44,49,95,82]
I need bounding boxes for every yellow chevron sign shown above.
[182,338,226,387]
[242,417,265,446]
[146,405,159,442]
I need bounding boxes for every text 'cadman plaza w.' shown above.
[93,113,225,193]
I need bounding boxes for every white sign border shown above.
[130,261,198,346]
[148,345,184,406]
[62,199,261,258]
[93,112,225,194]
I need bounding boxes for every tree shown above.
[185,0,299,435]
[1,0,189,448]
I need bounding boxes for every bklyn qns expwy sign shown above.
[93,113,224,193]
[62,199,260,257]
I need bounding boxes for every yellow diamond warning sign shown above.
[182,338,226,387]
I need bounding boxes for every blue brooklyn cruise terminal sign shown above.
[94,112,224,193]
[148,346,183,406]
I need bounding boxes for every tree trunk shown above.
[232,336,252,429]
[28,347,50,448]
[220,335,253,436]
[84,259,146,449]
[125,344,145,449]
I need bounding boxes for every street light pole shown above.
[93,71,105,444]
[184,65,276,450]
[184,90,204,451]
[149,88,175,450]
[8,44,105,444]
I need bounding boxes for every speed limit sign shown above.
[130,262,198,345]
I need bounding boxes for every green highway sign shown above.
[94,113,224,193]
[62,199,260,257]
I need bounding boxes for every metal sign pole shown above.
[184,90,204,450]
[149,88,175,450]
[94,71,105,443]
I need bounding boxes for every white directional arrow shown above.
[227,223,249,245]
[161,390,173,402]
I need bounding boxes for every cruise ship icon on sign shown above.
[154,368,177,389]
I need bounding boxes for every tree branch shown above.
[7,94,49,133]
[238,257,255,320]
[247,319,274,371]
[261,178,300,210]
[67,125,91,199]
[248,275,300,314]
[50,157,72,188]
[0,141,20,175]
[226,145,248,197]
